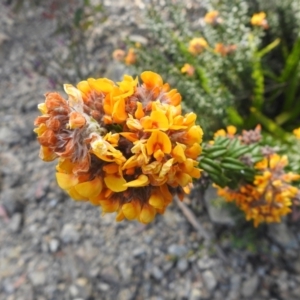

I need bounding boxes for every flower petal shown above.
[104,174,128,192]
[123,174,149,187]
[56,173,78,190]
[74,177,103,198]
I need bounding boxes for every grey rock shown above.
[0,188,22,216]
[197,256,217,270]
[268,222,298,249]
[118,288,134,300]
[118,261,132,281]
[0,153,22,188]
[202,270,217,291]
[167,244,187,257]
[9,213,22,233]
[29,271,46,287]
[177,258,189,273]
[49,239,60,253]
[189,288,203,300]
[98,282,110,292]
[242,275,259,297]
[69,285,79,297]
[75,277,92,299]
[128,34,148,45]
[151,266,164,280]
[204,186,235,225]
[0,127,19,146]
[230,274,242,291]
[60,223,80,243]
[0,32,9,45]
[3,279,14,294]
[133,247,146,257]
[104,61,131,82]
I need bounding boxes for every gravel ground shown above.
[1,1,300,300]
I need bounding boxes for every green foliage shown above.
[125,0,300,138]
[200,135,261,188]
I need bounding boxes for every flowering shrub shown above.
[199,125,300,226]
[34,71,202,223]
[121,0,300,137]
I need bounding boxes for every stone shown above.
[0,188,22,215]
[268,222,298,249]
[167,244,187,257]
[118,261,132,281]
[204,186,235,225]
[29,271,46,287]
[128,34,148,45]
[202,270,217,291]
[133,247,146,257]
[104,62,131,82]
[9,213,22,233]
[151,266,164,280]
[69,285,79,297]
[98,282,110,292]
[49,239,60,253]
[177,258,189,273]
[230,274,242,291]
[242,275,259,298]
[197,256,217,270]
[0,128,19,146]
[189,288,203,300]
[60,223,80,243]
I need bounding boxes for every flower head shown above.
[181,63,195,76]
[112,49,126,61]
[34,71,202,223]
[293,127,300,139]
[125,48,137,65]
[215,153,300,227]
[188,38,208,55]
[251,12,268,29]
[214,125,237,139]
[214,43,237,56]
[204,11,222,25]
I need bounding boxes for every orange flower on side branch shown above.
[188,38,208,55]
[204,11,222,25]
[34,71,203,223]
[293,127,300,139]
[214,43,237,56]
[251,12,269,29]
[125,48,137,65]
[181,63,195,76]
[215,153,300,227]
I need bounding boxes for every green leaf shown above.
[74,8,84,27]
[250,107,288,140]
[280,37,300,83]
[282,63,300,113]
[94,4,104,12]
[227,107,244,126]
[196,67,211,94]
[257,38,280,58]
[251,58,264,110]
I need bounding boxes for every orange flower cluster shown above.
[181,63,195,76]
[112,48,137,65]
[214,43,237,56]
[215,154,300,226]
[251,12,269,29]
[188,38,208,55]
[204,11,222,25]
[293,127,300,139]
[214,125,237,139]
[34,71,202,223]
